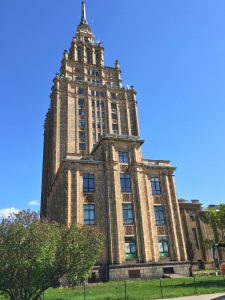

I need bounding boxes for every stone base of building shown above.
[108,261,190,281]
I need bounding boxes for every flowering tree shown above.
[0,210,103,300]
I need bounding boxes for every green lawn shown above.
[44,275,225,300]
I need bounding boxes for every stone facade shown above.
[41,1,189,281]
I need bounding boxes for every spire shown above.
[80,0,88,25]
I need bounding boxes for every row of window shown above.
[78,88,117,100]
[83,172,161,195]
[125,236,169,259]
[83,204,169,259]
[84,203,165,226]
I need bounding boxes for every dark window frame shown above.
[119,151,129,164]
[125,237,137,259]
[120,173,131,193]
[150,177,161,195]
[158,236,169,257]
[123,204,134,225]
[84,204,95,225]
[83,174,95,193]
[154,206,165,225]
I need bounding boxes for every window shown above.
[92,111,95,117]
[111,92,116,99]
[97,122,101,129]
[101,101,105,107]
[86,49,91,64]
[78,98,85,106]
[189,209,195,221]
[158,236,169,257]
[97,100,100,107]
[96,91,100,97]
[111,103,117,110]
[84,204,95,225]
[97,112,100,118]
[154,206,165,225]
[98,133,101,140]
[83,174,94,192]
[79,131,86,139]
[92,100,95,107]
[92,122,96,128]
[91,91,95,97]
[125,237,137,259]
[123,204,134,225]
[79,143,86,151]
[102,112,105,118]
[102,123,106,129]
[96,71,99,77]
[150,177,161,195]
[100,92,105,97]
[120,174,131,192]
[93,133,96,141]
[119,151,129,164]
[78,88,84,94]
[79,119,85,127]
[79,108,85,116]
[112,124,118,131]
[192,228,200,249]
[112,113,118,120]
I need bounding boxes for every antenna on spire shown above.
[80,0,88,25]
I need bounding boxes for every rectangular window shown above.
[158,236,169,257]
[93,133,96,141]
[91,91,95,97]
[119,151,129,164]
[111,92,116,99]
[101,101,105,108]
[112,124,118,131]
[192,228,200,249]
[111,103,117,110]
[84,204,95,225]
[79,143,86,151]
[96,91,100,97]
[154,206,165,225]
[97,112,100,118]
[97,100,100,107]
[100,92,105,97]
[112,113,118,120]
[125,237,137,259]
[102,112,105,118]
[83,174,94,193]
[92,111,95,117]
[78,88,84,94]
[79,108,85,116]
[120,174,131,192]
[78,98,85,106]
[92,122,95,128]
[79,119,85,127]
[96,71,99,77]
[79,131,86,139]
[189,209,195,221]
[123,204,134,225]
[92,100,95,107]
[97,122,101,129]
[150,177,161,195]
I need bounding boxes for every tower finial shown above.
[80,0,88,25]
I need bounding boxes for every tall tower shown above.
[41,1,189,281]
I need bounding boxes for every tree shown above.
[0,210,103,300]
[200,204,225,244]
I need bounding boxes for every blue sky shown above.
[0,0,225,216]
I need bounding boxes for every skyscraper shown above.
[41,1,189,281]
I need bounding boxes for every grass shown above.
[44,275,225,300]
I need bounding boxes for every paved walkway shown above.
[163,293,225,300]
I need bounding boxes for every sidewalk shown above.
[163,293,225,300]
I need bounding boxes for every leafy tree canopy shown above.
[0,210,103,300]
[200,204,225,245]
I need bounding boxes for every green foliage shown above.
[0,210,103,300]
[200,204,225,244]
